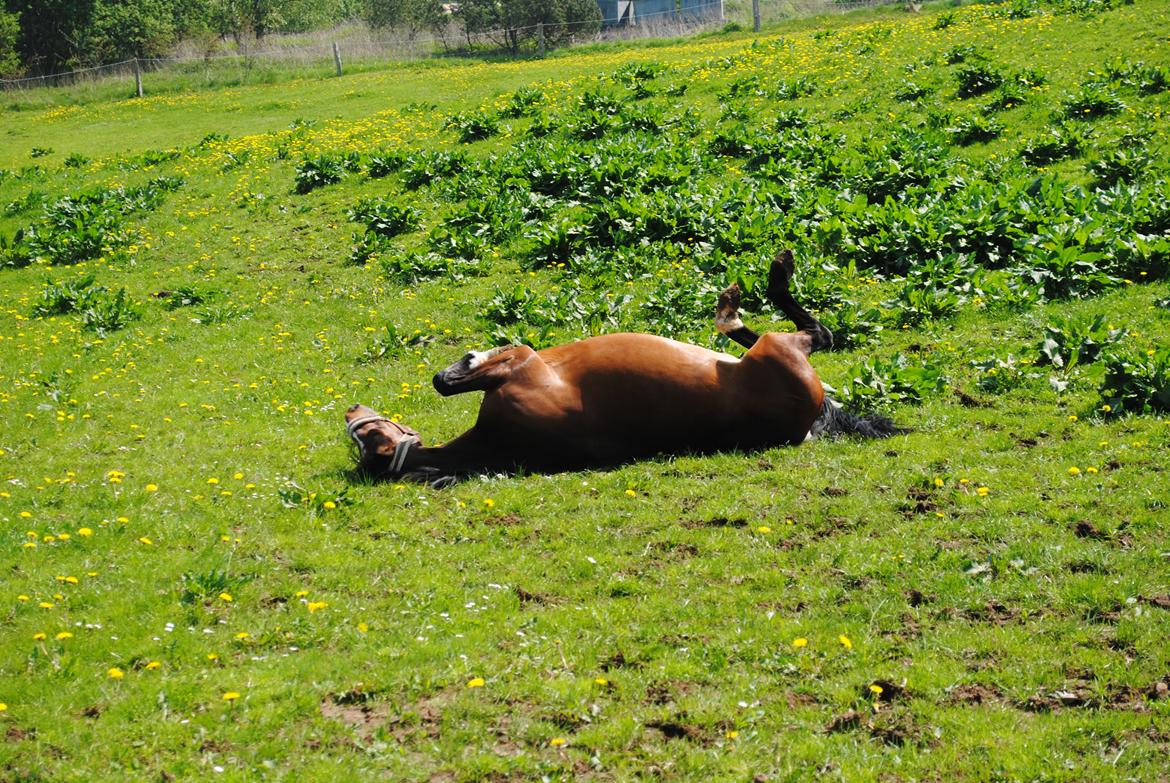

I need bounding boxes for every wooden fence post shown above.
[752,0,761,32]
[332,42,343,76]
[133,58,143,97]
[537,23,546,58]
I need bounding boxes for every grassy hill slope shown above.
[1,1,1169,780]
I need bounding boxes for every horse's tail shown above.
[811,398,907,439]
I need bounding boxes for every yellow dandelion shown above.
[467,677,485,688]
[235,632,249,640]
[78,527,93,537]
[307,601,327,612]
[145,484,158,492]
[976,486,990,497]
[482,498,494,508]
[357,622,369,633]
[726,730,739,739]
[757,525,771,534]
[138,537,152,545]
[1086,466,1098,474]
[549,737,567,747]
[792,637,808,648]
[323,501,336,510]
[594,677,608,686]
[219,592,232,602]
[869,684,884,695]
[207,653,219,661]
[1067,466,1081,476]
[145,661,161,670]
[624,489,637,497]
[222,691,240,701]
[839,634,853,649]
[33,632,47,641]
[108,667,125,680]
[56,631,73,640]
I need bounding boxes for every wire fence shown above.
[0,0,898,93]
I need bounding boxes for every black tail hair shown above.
[811,398,908,439]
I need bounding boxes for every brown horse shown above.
[345,250,901,485]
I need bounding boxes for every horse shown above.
[345,250,902,485]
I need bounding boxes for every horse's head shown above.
[345,404,422,477]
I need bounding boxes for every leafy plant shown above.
[81,288,138,335]
[839,354,947,414]
[1099,347,1170,415]
[1019,125,1089,166]
[1061,83,1126,119]
[1036,314,1126,370]
[970,355,1036,393]
[500,87,545,118]
[445,111,500,143]
[946,114,1003,145]
[293,154,346,194]
[956,63,1004,99]
[31,274,103,316]
[346,197,421,238]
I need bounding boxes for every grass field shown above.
[2,1,1169,780]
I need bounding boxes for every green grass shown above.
[2,1,1170,780]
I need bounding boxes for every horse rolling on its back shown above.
[345,250,903,485]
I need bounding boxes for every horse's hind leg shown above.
[716,283,761,349]
[765,249,833,355]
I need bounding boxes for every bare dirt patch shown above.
[946,683,1004,705]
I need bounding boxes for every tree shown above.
[0,8,19,76]
[6,0,96,72]
[363,0,446,37]
[455,0,600,53]
[87,0,176,60]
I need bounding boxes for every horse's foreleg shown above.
[395,429,514,486]
[765,249,832,355]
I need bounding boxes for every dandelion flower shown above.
[792,637,808,648]
[78,527,93,537]
[482,498,494,508]
[466,677,485,688]
[976,486,990,497]
[207,477,219,485]
[222,691,240,701]
[323,501,336,510]
[624,489,636,497]
[219,592,232,602]
[869,684,884,695]
[145,661,161,670]
[307,601,327,612]
[33,632,47,641]
[235,632,249,640]
[56,631,73,640]
[1067,466,1081,476]
[145,484,158,492]
[549,737,567,747]
[725,730,738,739]
[839,634,852,649]
[108,667,125,679]
[757,525,771,534]
[357,622,369,633]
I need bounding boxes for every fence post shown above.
[332,41,343,76]
[133,57,143,97]
[537,23,546,58]
[752,0,761,31]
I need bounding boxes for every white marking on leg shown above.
[715,313,745,335]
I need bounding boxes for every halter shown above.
[347,415,421,475]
